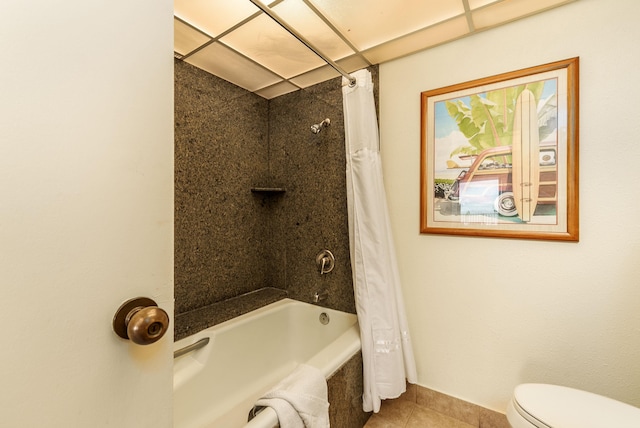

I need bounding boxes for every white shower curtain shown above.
[342,69,417,413]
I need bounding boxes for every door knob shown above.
[113,297,170,345]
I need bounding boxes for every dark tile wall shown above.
[269,78,354,313]
[328,352,372,427]
[174,60,272,314]
[268,66,378,315]
[175,58,378,324]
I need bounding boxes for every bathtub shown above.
[173,298,361,428]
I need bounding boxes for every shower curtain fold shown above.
[342,69,417,413]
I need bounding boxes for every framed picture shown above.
[420,57,579,241]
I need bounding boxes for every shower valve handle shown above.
[316,249,335,274]
[112,297,170,345]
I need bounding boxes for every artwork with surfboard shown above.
[420,58,579,241]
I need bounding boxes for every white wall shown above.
[380,0,640,412]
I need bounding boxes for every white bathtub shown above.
[173,298,361,428]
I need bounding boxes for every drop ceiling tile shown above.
[472,0,574,30]
[288,55,369,89]
[174,19,211,56]
[221,14,325,78]
[290,65,339,88]
[185,42,282,92]
[468,0,501,9]
[362,16,470,65]
[337,55,372,73]
[174,0,258,36]
[272,0,355,60]
[255,81,300,99]
[308,0,465,50]
[174,0,579,99]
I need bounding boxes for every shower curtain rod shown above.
[249,0,357,87]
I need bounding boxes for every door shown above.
[0,1,174,427]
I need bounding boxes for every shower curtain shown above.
[342,69,417,413]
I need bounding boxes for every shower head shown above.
[311,118,331,134]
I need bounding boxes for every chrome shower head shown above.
[311,118,331,134]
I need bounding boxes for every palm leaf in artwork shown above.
[445,81,549,158]
[537,93,557,142]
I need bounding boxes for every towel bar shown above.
[174,337,210,359]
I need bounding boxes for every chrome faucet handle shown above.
[316,249,335,274]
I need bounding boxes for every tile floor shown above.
[364,398,476,428]
[362,384,510,428]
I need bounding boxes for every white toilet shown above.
[507,383,640,427]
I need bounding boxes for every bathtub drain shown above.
[319,312,330,325]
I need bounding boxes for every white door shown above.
[0,1,174,427]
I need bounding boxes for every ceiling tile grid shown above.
[174,0,577,99]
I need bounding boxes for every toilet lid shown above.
[513,384,640,428]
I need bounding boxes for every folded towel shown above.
[255,364,330,428]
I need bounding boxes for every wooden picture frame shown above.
[420,57,579,241]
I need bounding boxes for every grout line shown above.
[402,403,415,427]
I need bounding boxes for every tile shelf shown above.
[250,187,286,194]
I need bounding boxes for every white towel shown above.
[255,364,330,428]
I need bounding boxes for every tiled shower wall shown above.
[174,60,271,315]
[175,59,378,327]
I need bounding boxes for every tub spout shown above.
[313,290,328,303]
